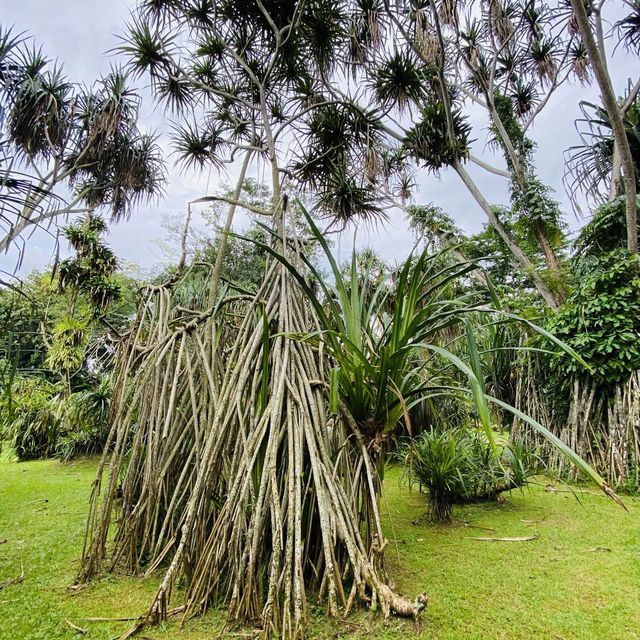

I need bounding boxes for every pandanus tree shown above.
[566,91,640,209]
[289,1,637,307]
[43,213,122,393]
[568,0,638,254]
[57,214,122,314]
[79,2,620,639]
[0,26,165,260]
[80,2,427,638]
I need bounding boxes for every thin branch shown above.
[469,154,511,178]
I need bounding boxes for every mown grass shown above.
[1,450,638,639]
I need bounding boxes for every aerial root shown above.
[80,257,422,640]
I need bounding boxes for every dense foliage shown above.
[3,377,61,460]
[544,198,640,385]
[405,429,540,522]
[1,0,639,637]
[0,214,131,460]
[0,26,165,254]
[1,374,112,461]
[547,251,640,384]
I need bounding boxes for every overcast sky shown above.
[1,0,637,278]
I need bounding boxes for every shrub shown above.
[546,250,640,385]
[7,378,63,460]
[55,377,112,461]
[3,374,111,461]
[405,428,541,522]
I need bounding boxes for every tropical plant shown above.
[55,376,112,460]
[6,377,62,460]
[44,316,89,386]
[574,196,640,257]
[0,353,18,444]
[258,204,618,501]
[513,195,640,491]
[0,266,137,385]
[406,428,471,523]
[57,213,122,314]
[0,25,165,256]
[288,0,611,308]
[545,251,640,385]
[78,3,440,632]
[80,197,623,640]
[0,275,50,371]
[539,198,640,385]
[405,428,542,522]
[491,92,567,298]
[75,3,628,639]
[566,95,640,210]
[615,1,640,53]
[3,369,112,461]
[566,0,638,253]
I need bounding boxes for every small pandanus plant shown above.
[250,203,625,529]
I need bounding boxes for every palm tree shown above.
[0,25,165,257]
[566,93,640,208]
[78,4,624,639]
[80,4,425,638]
[284,0,588,308]
[568,0,638,253]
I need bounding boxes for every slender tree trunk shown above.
[570,0,637,254]
[455,161,560,309]
[533,220,565,302]
[423,2,564,304]
[207,150,253,307]
[610,140,623,199]
[484,99,566,288]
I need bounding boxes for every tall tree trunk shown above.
[455,161,560,310]
[533,220,565,302]
[484,100,566,289]
[207,150,253,307]
[570,0,638,254]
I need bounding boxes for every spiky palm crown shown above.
[118,0,417,221]
[372,48,432,111]
[566,96,640,207]
[115,0,596,227]
[404,102,472,172]
[58,214,121,313]
[0,26,165,230]
[508,79,539,118]
[615,0,640,53]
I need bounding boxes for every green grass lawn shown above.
[1,450,639,640]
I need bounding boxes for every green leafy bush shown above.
[55,377,112,461]
[0,357,18,441]
[405,429,541,522]
[45,315,89,376]
[3,374,111,461]
[547,250,640,384]
[574,196,639,257]
[7,378,62,460]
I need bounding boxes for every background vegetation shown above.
[1,1,639,638]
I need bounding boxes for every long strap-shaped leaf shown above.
[488,395,626,508]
